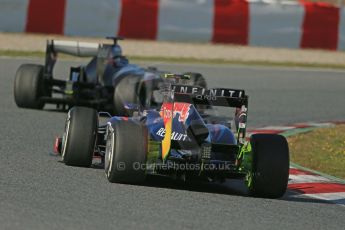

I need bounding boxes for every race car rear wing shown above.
[172,84,248,108]
[44,40,100,78]
[43,37,123,84]
[47,40,99,57]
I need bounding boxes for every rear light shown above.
[54,137,62,155]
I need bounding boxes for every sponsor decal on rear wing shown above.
[172,85,248,108]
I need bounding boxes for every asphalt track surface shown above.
[0,57,344,230]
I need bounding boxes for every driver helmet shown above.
[111,45,129,67]
[111,44,122,58]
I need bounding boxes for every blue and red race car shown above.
[54,74,290,198]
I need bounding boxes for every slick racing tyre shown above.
[113,75,147,116]
[183,72,207,88]
[61,107,98,167]
[105,120,148,184]
[248,134,290,198]
[14,64,50,109]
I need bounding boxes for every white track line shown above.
[289,174,331,184]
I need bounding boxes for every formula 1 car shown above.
[54,74,289,198]
[14,37,206,116]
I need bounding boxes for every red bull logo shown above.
[173,102,191,123]
[160,102,191,123]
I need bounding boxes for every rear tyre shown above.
[61,106,98,167]
[249,134,289,198]
[14,64,49,109]
[113,75,145,116]
[105,120,148,184]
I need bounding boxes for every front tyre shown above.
[61,107,98,167]
[248,134,290,198]
[105,120,148,184]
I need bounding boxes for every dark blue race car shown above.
[14,37,206,116]
[54,74,290,198]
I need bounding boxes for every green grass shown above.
[288,125,345,179]
[1,49,345,69]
